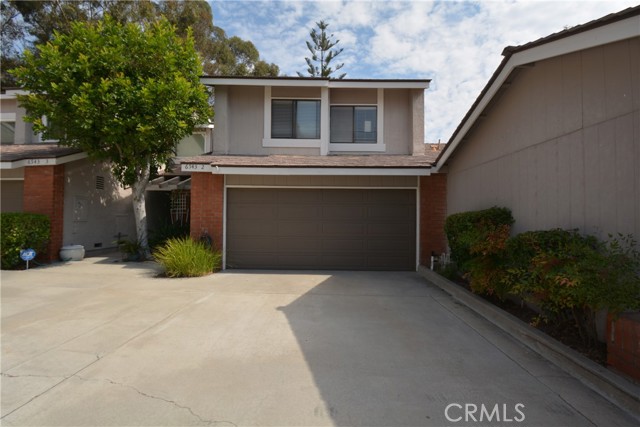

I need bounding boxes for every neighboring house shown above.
[182,77,447,271]
[0,89,136,260]
[436,6,640,242]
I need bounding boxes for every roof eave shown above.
[182,164,432,176]
[200,76,430,89]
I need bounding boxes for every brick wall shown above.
[607,313,640,382]
[22,165,65,262]
[419,173,447,266]
[190,173,224,251]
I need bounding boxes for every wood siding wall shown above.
[446,37,640,241]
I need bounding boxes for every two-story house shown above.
[182,77,447,271]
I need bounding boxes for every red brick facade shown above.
[607,313,640,382]
[419,174,448,266]
[22,165,65,262]
[190,173,224,251]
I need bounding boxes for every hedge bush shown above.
[1,213,50,269]
[154,237,221,277]
[502,230,640,344]
[444,206,514,272]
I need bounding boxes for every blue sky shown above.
[210,0,638,144]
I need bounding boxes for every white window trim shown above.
[262,86,325,149]
[329,88,385,153]
[0,112,16,121]
[38,116,59,143]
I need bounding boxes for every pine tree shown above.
[297,20,346,79]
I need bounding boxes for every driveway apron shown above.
[1,257,637,426]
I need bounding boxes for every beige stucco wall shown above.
[383,89,412,154]
[213,85,421,156]
[62,159,135,252]
[446,37,640,241]
[330,88,376,104]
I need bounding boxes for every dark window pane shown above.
[0,122,15,145]
[272,100,293,138]
[330,107,353,143]
[296,100,320,139]
[330,106,377,143]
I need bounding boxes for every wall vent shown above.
[95,176,105,190]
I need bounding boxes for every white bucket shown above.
[60,245,85,261]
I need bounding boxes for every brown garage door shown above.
[226,188,416,270]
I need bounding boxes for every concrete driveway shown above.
[1,255,637,426]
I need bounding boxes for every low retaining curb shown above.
[417,266,640,421]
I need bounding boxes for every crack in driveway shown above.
[75,375,237,427]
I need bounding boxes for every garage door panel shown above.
[276,254,327,269]
[231,237,277,252]
[228,204,278,220]
[323,190,365,204]
[366,222,414,236]
[322,222,367,236]
[227,221,276,237]
[367,205,415,220]
[226,188,416,271]
[278,221,321,236]
[278,205,321,220]
[321,238,365,252]
[366,237,413,252]
[231,188,274,203]
[227,252,278,269]
[322,205,366,220]
[277,237,321,253]
[278,190,322,204]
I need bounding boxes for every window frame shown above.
[262,86,325,149]
[271,99,321,140]
[329,88,385,152]
[0,120,16,145]
[330,105,378,144]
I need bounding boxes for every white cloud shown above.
[211,0,639,143]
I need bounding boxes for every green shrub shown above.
[116,238,145,262]
[503,230,640,345]
[154,237,221,277]
[444,206,514,273]
[1,213,50,269]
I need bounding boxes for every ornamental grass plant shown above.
[154,237,221,278]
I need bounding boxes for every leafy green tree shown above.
[297,20,346,79]
[1,0,27,87]
[3,0,279,83]
[11,17,211,257]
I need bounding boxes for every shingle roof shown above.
[182,154,437,168]
[0,144,84,162]
[502,5,640,55]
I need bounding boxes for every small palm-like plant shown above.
[154,237,221,277]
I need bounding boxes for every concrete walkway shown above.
[1,256,637,426]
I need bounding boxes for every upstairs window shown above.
[330,106,377,143]
[0,121,15,145]
[271,100,320,139]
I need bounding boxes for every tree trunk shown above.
[131,161,151,259]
